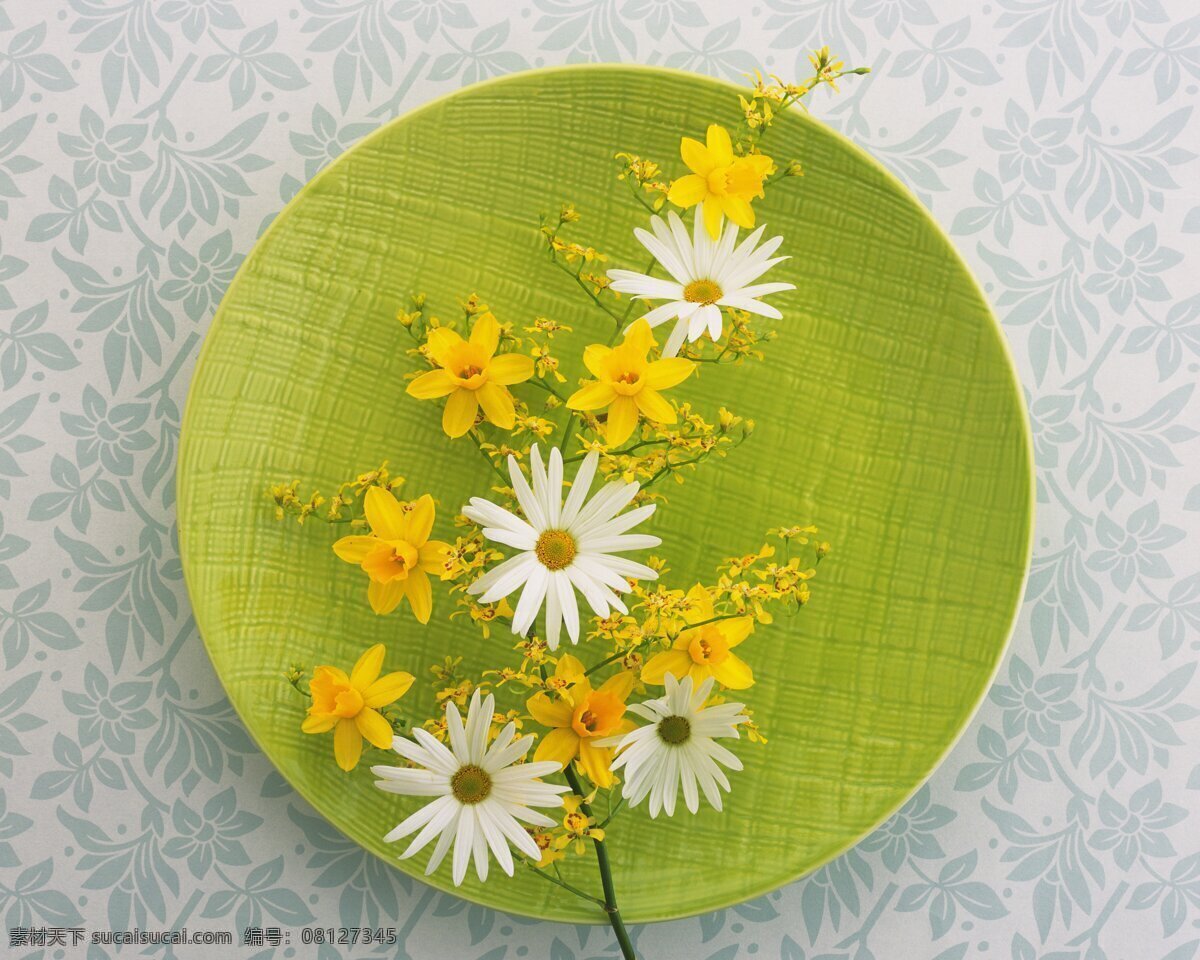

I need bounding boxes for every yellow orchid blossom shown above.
[555,793,606,855]
[406,312,534,438]
[526,654,636,787]
[641,584,755,689]
[301,643,414,771]
[332,488,449,621]
[565,319,695,448]
[666,123,773,238]
[530,829,565,868]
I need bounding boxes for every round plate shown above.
[178,65,1033,924]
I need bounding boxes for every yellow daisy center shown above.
[658,715,691,745]
[535,530,576,570]
[450,764,492,804]
[683,279,723,305]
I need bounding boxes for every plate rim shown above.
[177,61,1036,924]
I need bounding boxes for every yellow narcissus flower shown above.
[406,312,534,438]
[526,654,636,787]
[641,584,755,689]
[565,319,695,447]
[302,643,414,771]
[666,124,773,238]
[333,488,449,621]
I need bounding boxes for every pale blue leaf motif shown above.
[428,21,532,86]
[286,804,408,926]
[996,0,1098,106]
[621,0,706,40]
[984,799,1105,941]
[0,23,77,110]
[663,20,759,80]
[534,0,638,62]
[1068,663,1196,780]
[196,21,308,110]
[139,115,272,234]
[300,0,407,110]
[1066,108,1194,229]
[0,301,80,390]
[392,0,476,43]
[860,784,956,871]
[1090,781,1186,869]
[1122,293,1200,381]
[895,850,1007,939]
[68,0,173,112]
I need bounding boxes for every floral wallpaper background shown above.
[0,0,1197,958]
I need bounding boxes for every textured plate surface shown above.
[177,65,1033,923]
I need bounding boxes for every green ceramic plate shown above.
[178,65,1033,924]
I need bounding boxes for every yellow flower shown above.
[809,45,845,90]
[406,312,534,438]
[529,828,564,867]
[301,643,414,771]
[666,124,773,238]
[641,584,755,689]
[565,319,695,447]
[332,488,449,621]
[554,794,605,855]
[526,654,636,787]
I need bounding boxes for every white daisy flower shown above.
[462,444,660,650]
[605,673,747,818]
[607,206,795,357]
[372,690,569,886]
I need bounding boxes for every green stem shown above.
[580,643,628,676]
[523,861,606,906]
[597,796,625,830]
[584,649,627,676]
[524,376,584,457]
[552,257,627,325]
[643,452,709,489]
[525,376,568,402]
[469,431,509,483]
[565,437,667,464]
[623,169,659,214]
[563,764,637,960]
[671,612,745,633]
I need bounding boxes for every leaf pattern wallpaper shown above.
[0,0,1197,958]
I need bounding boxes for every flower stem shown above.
[584,649,627,676]
[552,257,626,325]
[669,611,745,634]
[563,764,637,960]
[522,860,606,906]
[597,796,625,830]
[564,436,667,464]
[469,431,510,483]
